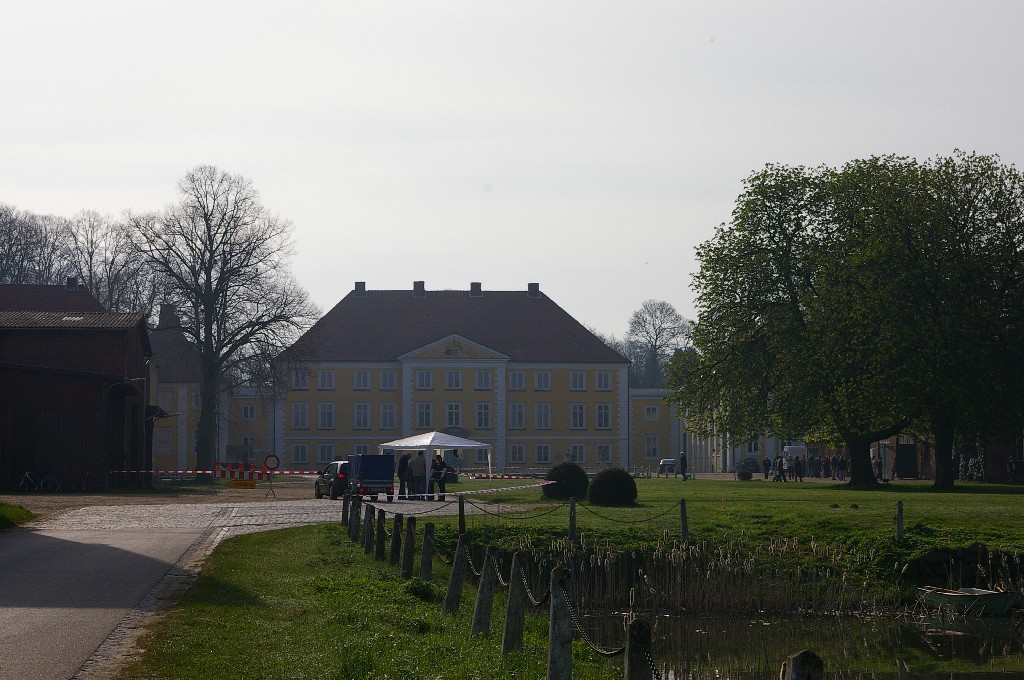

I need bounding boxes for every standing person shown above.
[1008,457,1017,484]
[830,453,839,480]
[679,453,688,481]
[837,454,847,482]
[781,455,790,482]
[794,455,804,482]
[872,454,882,481]
[396,451,411,499]
[431,453,448,500]
[772,456,783,482]
[762,456,771,480]
[408,450,427,500]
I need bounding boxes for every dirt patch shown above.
[1,475,316,518]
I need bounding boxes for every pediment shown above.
[398,334,509,361]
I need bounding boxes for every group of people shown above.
[395,450,450,500]
[761,452,848,482]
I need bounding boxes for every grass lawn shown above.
[115,477,1024,679]
[0,501,35,529]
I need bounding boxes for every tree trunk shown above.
[846,438,878,487]
[932,421,956,490]
[195,362,219,476]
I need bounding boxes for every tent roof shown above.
[380,431,490,450]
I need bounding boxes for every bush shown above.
[737,469,753,481]
[543,461,589,500]
[587,466,637,506]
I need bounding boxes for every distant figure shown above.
[396,451,411,499]
[794,455,804,482]
[837,455,847,482]
[431,453,448,500]
[762,456,771,480]
[1008,457,1017,485]
[872,455,882,481]
[408,450,427,500]
[679,454,688,480]
[830,453,839,480]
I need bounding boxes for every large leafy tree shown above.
[666,154,1024,488]
[132,166,319,471]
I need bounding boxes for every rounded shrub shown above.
[543,461,589,500]
[737,469,753,481]
[587,466,637,506]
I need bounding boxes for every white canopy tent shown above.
[378,431,494,477]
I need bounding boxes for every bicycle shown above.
[16,470,61,493]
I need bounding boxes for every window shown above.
[508,443,525,464]
[596,403,612,429]
[570,403,586,429]
[475,370,491,390]
[475,449,488,464]
[446,370,462,390]
[354,370,370,390]
[292,402,309,429]
[318,403,335,430]
[380,403,396,430]
[446,402,462,428]
[354,444,369,455]
[415,368,432,391]
[292,370,308,390]
[509,403,525,430]
[535,444,551,464]
[597,444,611,464]
[155,427,172,455]
[535,403,551,429]
[475,402,491,429]
[645,405,659,421]
[318,443,334,464]
[318,370,335,390]
[242,435,255,447]
[570,444,586,463]
[596,372,611,391]
[534,371,551,391]
[292,443,308,464]
[747,439,760,454]
[354,402,370,429]
[416,403,432,429]
[645,435,659,459]
[380,370,397,391]
[570,371,586,391]
[242,404,256,421]
[508,371,525,391]
[192,392,202,410]
[158,391,173,412]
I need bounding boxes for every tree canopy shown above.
[665,152,1024,488]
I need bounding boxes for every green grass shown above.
[0,501,35,529]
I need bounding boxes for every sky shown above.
[3,1,1023,338]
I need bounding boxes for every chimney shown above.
[157,303,180,329]
[65,276,78,291]
[413,281,426,297]
[470,282,482,297]
[527,282,540,298]
[354,282,366,296]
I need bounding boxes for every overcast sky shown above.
[4,1,1023,337]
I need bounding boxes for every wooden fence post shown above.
[458,495,466,535]
[363,506,375,553]
[342,493,350,526]
[568,497,577,543]
[444,534,469,614]
[624,617,653,680]
[680,499,689,544]
[350,497,362,542]
[547,566,572,680]
[390,514,404,566]
[401,516,417,579]
[419,522,435,581]
[895,500,904,546]
[501,551,526,656]
[471,546,498,637]
[375,508,387,561]
[780,649,824,680]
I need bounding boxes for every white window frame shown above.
[509,403,525,430]
[596,403,611,429]
[318,402,335,430]
[596,372,611,391]
[416,370,433,390]
[354,402,370,430]
[535,444,551,464]
[645,435,659,459]
[318,442,334,464]
[570,371,586,391]
[318,369,335,390]
[475,449,488,464]
[242,404,256,421]
[508,370,525,391]
[292,370,308,390]
[508,443,525,464]
[380,402,397,430]
[354,444,370,455]
[645,405,659,421]
[535,403,551,430]
[475,370,491,390]
[292,443,308,464]
[596,444,611,464]
[354,370,370,391]
[445,370,462,390]
[380,370,397,391]
[534,371,551,391]
[570,443,586,463]
[475,402,491,429]
[570,403,586,429]
[416,402,432,429]
[292,402,309,429]
[446,402,462,428]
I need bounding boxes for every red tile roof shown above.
[288,286,627,363]
[0,283,107,313]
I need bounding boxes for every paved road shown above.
[0,497,462,679]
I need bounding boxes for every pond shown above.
[583,613,1024,678]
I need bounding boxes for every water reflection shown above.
[582,613,1024,679]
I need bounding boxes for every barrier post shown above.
[501,552,526,656]
[458,495,466,535]
[895,500,904,546]
[624,617,653,680]
[342,493,350,526]
[471,546,498,637]
[419,522,435,581]
[350,497,362,543]
[568,497,577,543]
[444,534,469,614]
[401,516,417,579]
[363,507,375,554]
[547,566,572,680]
[780,650,824,680]
[680,499,689,544]
[390,514,404,566]
[375,508,387,561]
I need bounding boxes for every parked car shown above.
[736,457,761,474]
[658,458,676,475]
[314,460,349,500]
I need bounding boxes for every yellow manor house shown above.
[270,281,680,473]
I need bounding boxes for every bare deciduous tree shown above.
[626,299,690,387]
[66,210,158,314]
[132,166,320,471]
